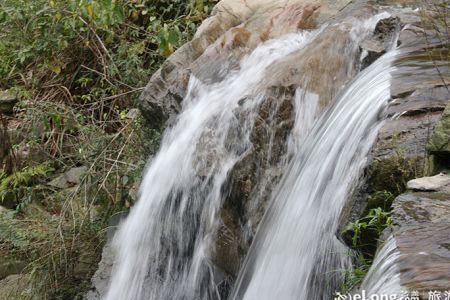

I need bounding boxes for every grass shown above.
[0,0,216,298]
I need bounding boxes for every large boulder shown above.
[138,0,360,129]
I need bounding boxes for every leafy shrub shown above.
[0,0,216,131]
[0,0,215,298]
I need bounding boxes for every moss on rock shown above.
[427,101,450,156]
[369,153,424,197]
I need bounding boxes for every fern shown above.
[0,163,54,201]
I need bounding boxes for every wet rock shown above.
[385,192,450,297]
[361,17,400,69]
[48,166,87,189]
[137,0,358,129]
[341,16,450,234]
[407,173,450,192]
[220,5,390,266]
[0,90,18,115]
[212,207,246,276]
[386,86,449,117]
[373,113,441,160]
[137,1,364,279]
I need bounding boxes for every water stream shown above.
[106,9,404,300]
[230,48,399,300]
[106,30,321,300]
[360,236,403,297]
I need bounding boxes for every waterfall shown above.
[230,49,399,300]
[105,30,322,300]
[105,7,405,300]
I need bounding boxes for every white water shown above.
[105,30,321,300]
[105,9,404,300]
[230,48,399,300]
[360,236,403,297]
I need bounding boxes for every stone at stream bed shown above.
[407,173,450,192]
[0,90,18,115]
[48,166,88,189]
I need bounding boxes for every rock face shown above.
[384,190,450,298]
[341,10,450,229]
[138,0,356,129]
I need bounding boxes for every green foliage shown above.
[0,164,54,193]
[0,162,54,205]
[0,204,102,299]
[366,190,395,212]
[0,0,214,298]
[0,0,216,132]
[340,253,371,294]
[346,207,392,248]
[340,207,393,293]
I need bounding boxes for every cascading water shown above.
[105,30,322,300]
[360,236,403,297]
[105,6,409,300]
[230,49,400,300]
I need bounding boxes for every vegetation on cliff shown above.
[0,0,215,298]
